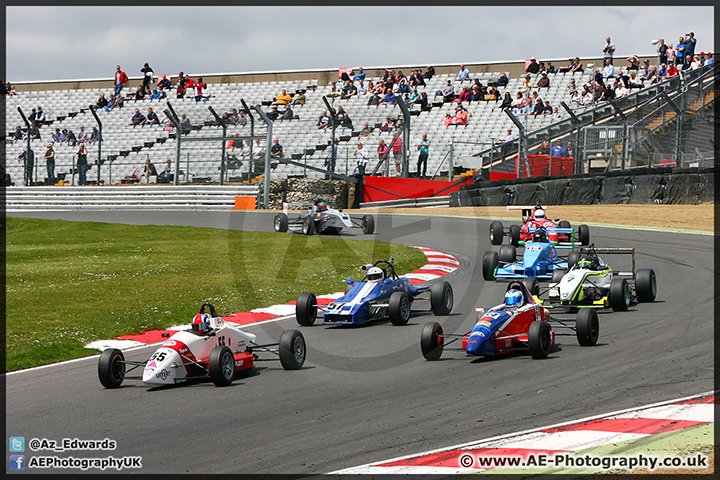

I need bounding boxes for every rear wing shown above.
[507,205,546,222]
[578,247,636,276]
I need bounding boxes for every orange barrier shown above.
[234,196,257,210]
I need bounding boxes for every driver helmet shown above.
[316,200,328,212]
[367,266,385,281]
[505,289,523,307]
[532,228,548,243]
[534,208,546,219]
[192,313,211,333]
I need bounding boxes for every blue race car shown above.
[295,259,454,326]
[483,228,570,282]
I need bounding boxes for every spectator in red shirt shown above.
[114,65,128,97]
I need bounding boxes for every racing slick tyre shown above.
[420,322,444,361]
[576,308,600,346]
[362,215,375,234]
[209,346,235,387]
[528,321,552,359]
[499,245,517,264]
[558,220,571,229]
[430,281,454,316]
[635,269,657,303]
[578,225,590,246]
[509,225,521,247]
[296,292,318,326]
[302,217,316,235]
[609,277,631,312]
[489,221,504,245]
[522,278,540,297]
[274,213,289,232]
[567,251,581,269]
[279,330,306,370]
[551,268,566,284]
[389,292,411,326]
[482,251,498,281]
[98,348,125,389]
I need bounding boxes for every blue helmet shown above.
[505,289,523,307]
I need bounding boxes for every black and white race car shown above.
[273,200,375,235]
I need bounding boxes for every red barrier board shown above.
[362,176,472,203]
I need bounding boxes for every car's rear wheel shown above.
[296,292,317,326]
[509,225,521,247]
[302,217,315,235]
[389,292,411,326]
[208,346,235,386]
[609,277,631,312]
[482,251,498,281]
[522,278,540,297]
[430,281,453,316]
[576,309,599,346]
[362,215,375,234]
[528,321,551,359]
[279,330,306,370]
[489,221,504,245]
[551,268,566,284]
[98,348,125,389]
[578,225,590,246]
[274,213,289,232]
[420,322,444,361]
[635,269,657,302]
[567,251,581,269]
[499,245,516,264]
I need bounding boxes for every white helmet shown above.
[367,266,384,281]
[534,208,545,219]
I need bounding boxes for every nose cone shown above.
[466,323,493,355]
[143,350,180,384]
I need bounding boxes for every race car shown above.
[489,205,590,247]
[537,246,657,312]
[97,303,306,388]
[295,259,454,326]
[274,200,375,235]
[482,228,570,281]
[420,280,599,361]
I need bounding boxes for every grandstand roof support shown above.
[164,103,182,186]
[560,102,582,174]
[252,105,273,209]
[503,108,528,179]
[88,105,103,185]
[395,97,411,178]
[208,106,227,185]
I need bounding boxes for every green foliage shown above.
[6,217,426,371]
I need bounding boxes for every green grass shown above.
[6,217,427,372]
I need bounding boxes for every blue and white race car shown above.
[483,228,571,282]
[295,259,454,326]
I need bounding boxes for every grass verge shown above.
[6,217,427,371]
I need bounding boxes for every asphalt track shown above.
[5,210,714,474]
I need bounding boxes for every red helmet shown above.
[192,313,211,333]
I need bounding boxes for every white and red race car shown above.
[98,304,306,388]
[489,204,590,247]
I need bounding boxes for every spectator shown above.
[317,110,330,130]
[566,141,575,158]
[495,72,509,87]
[353,142,369,176]
[603,36,615,64]
[424,66,436,81]
[377,139,389,177]
[657,39,668,65]
[355,79,368,96]
[44,144,55,184]
[410,69,426,87]
[67,130,77,146]
[34,107,46,126]
[109,93,123,110]
[381,91,396,105]
[626,55,640,71]
[89,127,100,144]
[13,125,24,142]
[131,108,146,126]
[454,106,469,126]
[496,128,515,158]
[379,116,393,132]
[339,112,353,130]
[522,74,533,90]
[582,86,594,105]
[76,142,88,185]
[535,141,550,155]
[341,80,357,99]
[536,72,550,88]
[357,122,373,138]
[270,138,283,160]
[180,113,192,133]
[441,80,454,102]
[551,139,567,157]
[281,105,296,121]
[150,87,164,100]
[390,132,402,175]
[325,138,338,173]
[229,109,241,125]
[158,159,173,183]
[194,77,205,102]
[704,52,713,66]
[28,108,38,123]
[157,74,171,90]
[657,63,669,81]
[92,93,108,110]
[666,63,679,78]
[559,58,577,73]
[443,114,453,128]
[593,67,604,86]
[532,100,544,117]
[684,32,696,60]
[293,89,307,105]
[145,107,159,125]
[455,86,471,104]
[52,128,62,143]
[418,90,429,109]
[681,55,693,72]
[274,89,292,105]
[602,58,615,80]
[512,92,527,116]
[18,148,35,186]
[29,122,41,141]
[569,57,584,73]
[327,81,341,97]
[367,92,381,106]
[143,159,158,181]
[526,57,540,74]
[457,64,470,82]
[407,89,421,104]
[353,67,366,83]
[340,68,354,83]
[627,71,642,88]
[141,63,154,90]
[615,80,628,98]
[594,83,608,102]
[666,43,676,65]
[266,106,279,121]
[414,133,430,177]
[134,85,146,101]
[675,36,686,65]
[114,65,128,96]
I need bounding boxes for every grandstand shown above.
[4,58,715,190]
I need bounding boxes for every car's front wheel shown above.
[208,346,235,387]
[528,321,551,359]
[296,292,317,326]
[362,215,375,234]
[279,330,306,370]
[302,217,315,235]
[274,213,289,232]
[98,348,125,389]
[576,309,599,346]
[430,281,453,316]
[420,322,444,361]
[389,292,411,326]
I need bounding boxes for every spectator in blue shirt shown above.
[457,64,470,82]
[551,139,567,157]
[353,67,366,83]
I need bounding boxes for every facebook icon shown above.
[10,455,25,470]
